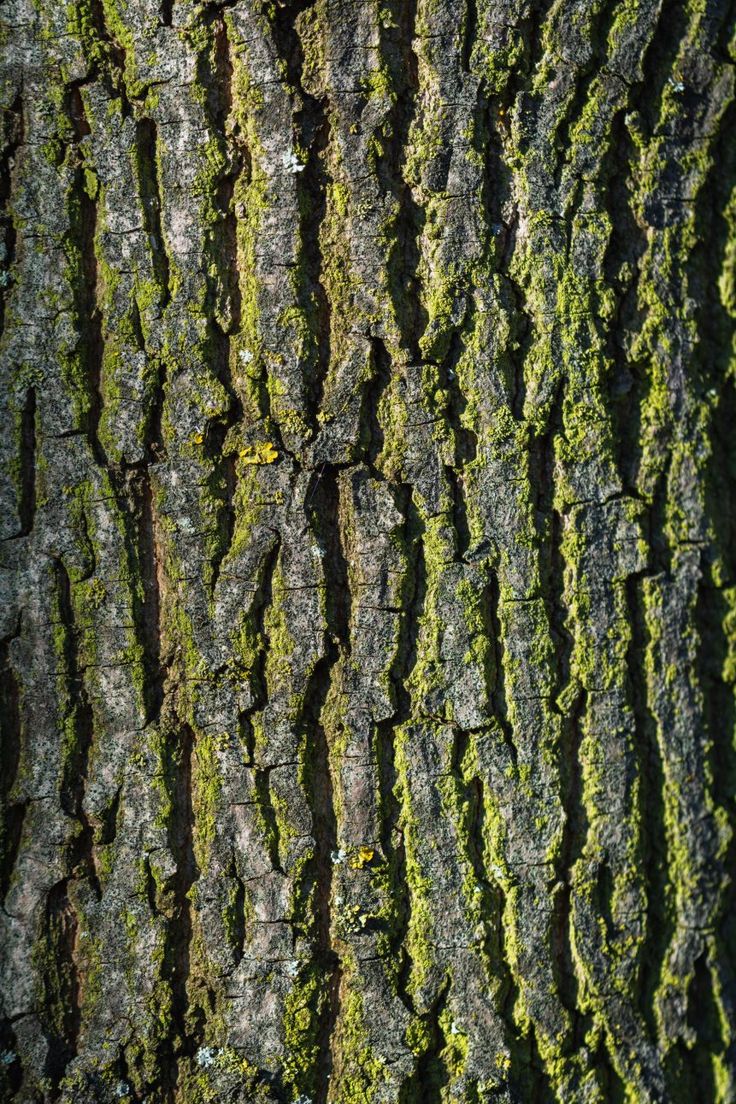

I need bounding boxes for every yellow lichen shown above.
[240,442,278,465]
[350,846,375,869]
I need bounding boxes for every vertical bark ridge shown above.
[628,9,735,1085]
[163,717,200,1092]
[15,386,36,539]
[0,625,25,907]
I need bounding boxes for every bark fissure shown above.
[54,560,100,901]
[135,117,172,315]
[304,465,350,1101]
[0,93,22,342]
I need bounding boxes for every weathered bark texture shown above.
[1,0,735,1100]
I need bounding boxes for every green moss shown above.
[192,731,223,872]
[373,365,409,480]
[98,0,145,94]
[394,723,439,999]
[333,972,389,1103]
[407,516,456,714]
[262,562,296,698]
[222,876,243,953]
[470,23,526,93]
[176,1044,274,1103]
[437,1007,469,1078]
[32,900,79,1058]
[719,184,736,319]
[281,963,325,1098]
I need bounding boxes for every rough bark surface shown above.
[1,0,735,1100]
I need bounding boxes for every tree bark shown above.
[1,0,735,1101]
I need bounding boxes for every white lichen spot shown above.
[196,1046,219,1069]
[0,1050,16,1066]
[284,959,300,978]
[115,1082,130,1098]
[239,349,253,364]
[449,1022,460,1036]
[282,149,305,174]
[330,848,346,864]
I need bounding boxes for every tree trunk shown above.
[1,0,735,1100]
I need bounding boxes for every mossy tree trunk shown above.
[1,0,735,1101]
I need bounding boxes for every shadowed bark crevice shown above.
[134,117,172,315]
[39,879,81,1092]
[160,718,200,1090]
[0,93,22,342]
[54,560,101,903]
[302,465,350,1100]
